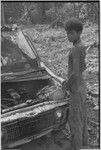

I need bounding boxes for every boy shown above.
[62,18,88,150]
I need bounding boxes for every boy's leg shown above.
[79,86,89,146]
[69,93,83,150]
[82,105,89,146]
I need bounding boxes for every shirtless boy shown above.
[62,18,89,150]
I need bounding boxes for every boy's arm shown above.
[62,47,80,91]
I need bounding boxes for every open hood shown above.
[17,30,40,61]
[1,29,42,75]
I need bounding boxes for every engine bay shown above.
[1,78,62,113]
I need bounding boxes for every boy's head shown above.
[64,18,83,43]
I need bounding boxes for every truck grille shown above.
[3,110,55,142]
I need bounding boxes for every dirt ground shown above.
[18,131,71,150]
[18,23,99,149]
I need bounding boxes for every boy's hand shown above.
[62,80,69,92]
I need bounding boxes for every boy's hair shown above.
[64,18,83,32]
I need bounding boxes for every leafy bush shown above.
[2,2,99,25]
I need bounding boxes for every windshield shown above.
[1,31,38,74]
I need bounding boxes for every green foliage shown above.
[2,2,99,25]
[3,2,24,24]
[86,3,99,23]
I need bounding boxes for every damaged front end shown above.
[1,77,69,148]
[1,28,69,149]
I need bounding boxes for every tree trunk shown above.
[73,3,76,17]
[77,3,83,19]
[1,3,6,25]
[26,3,33,24]
[37,3,46,23]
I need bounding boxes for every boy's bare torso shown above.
[68,42,86,88]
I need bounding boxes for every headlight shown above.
[1,127,7,146]
[55,109,63,120]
